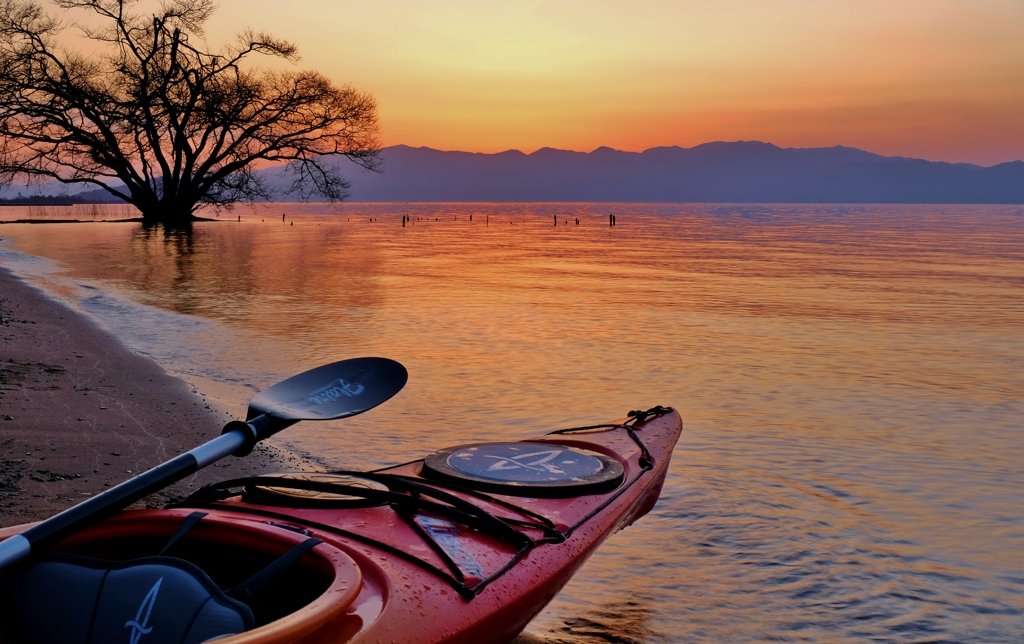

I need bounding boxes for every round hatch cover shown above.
[422,442,624,497]
[244,472,389,508]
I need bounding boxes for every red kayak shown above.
[0,406,681,644]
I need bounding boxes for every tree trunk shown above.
[136,198,198,227]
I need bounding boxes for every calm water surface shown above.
[1,203,1022,642]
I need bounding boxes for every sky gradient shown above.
[201,0,1024,165]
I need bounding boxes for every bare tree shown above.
[0,0,380,225]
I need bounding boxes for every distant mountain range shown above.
[0,187,123,204]
[4,141,1022,204]
[327,142,1024,203]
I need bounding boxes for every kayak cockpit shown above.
[0,511,365,644]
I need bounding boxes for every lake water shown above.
[1,203,1023,642]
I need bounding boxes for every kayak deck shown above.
[0,408,681,644]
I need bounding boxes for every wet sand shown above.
[0,265,284,528]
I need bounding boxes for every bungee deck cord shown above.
[179,406,674,600]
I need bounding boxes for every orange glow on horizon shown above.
[140,1,1024,164]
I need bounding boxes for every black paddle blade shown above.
[246,357,408,422]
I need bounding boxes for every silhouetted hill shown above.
[320,141,1024,203]
[6,142,1021,204]
[0,185,124,203]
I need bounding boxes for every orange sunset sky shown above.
[206,1,1022,165]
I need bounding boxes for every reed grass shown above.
[0,203,139,222]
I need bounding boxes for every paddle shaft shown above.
[0,357,408,573]
[0,428,250,571]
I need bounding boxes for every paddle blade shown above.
[247,357,408,422]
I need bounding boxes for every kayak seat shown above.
[0,512,325,644]
[3,554,254,644]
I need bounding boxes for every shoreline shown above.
[1,258,543,643]
[0,264,294,528]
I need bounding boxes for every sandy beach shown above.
[0,264,285,528]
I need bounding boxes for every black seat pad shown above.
[3,554,253,644]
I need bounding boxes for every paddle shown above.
[0,357,408,572]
